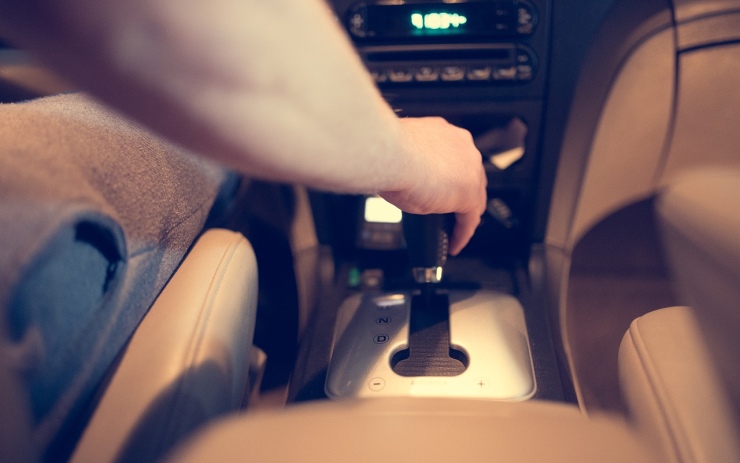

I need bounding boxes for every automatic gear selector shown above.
[392,213,467,377]
[325,211,536,400]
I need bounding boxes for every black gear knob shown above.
[402,212,452,284]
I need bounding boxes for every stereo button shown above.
[467,65,492,81]
[517,65,533,81]
[369,69,388,83]
[492,66,517,80]
[517,52,532,64]
[441,66,465,81]
[350,13,364,32]
[348,5,368,38]
[415,66,439,82]
[495,22,511,33]
[517,5,536,34]
[388,68,414,83]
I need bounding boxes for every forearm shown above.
[0,0,411,194]
[0,0,487,253]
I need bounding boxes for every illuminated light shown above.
[426,13,442,29]
[364,196,402,223]
[411,12,468,30]
[411,13,424,30]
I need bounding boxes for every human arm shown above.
[0,0,486,253]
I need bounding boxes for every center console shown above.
[288,0,564,403]
[327,211,536,400]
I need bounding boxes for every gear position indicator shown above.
[373,334,389,344]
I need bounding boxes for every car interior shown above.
[1,0,739,461]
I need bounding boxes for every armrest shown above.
[71,229,258,463]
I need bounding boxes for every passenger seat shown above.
[619,169,740,463]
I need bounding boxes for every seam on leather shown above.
[629,317,689,462]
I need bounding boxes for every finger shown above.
[449,210,480,256]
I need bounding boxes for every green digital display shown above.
[348,1,536,40]
[410,12,468,31]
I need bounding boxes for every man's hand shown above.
[0,1,485,257]
[381,117,487,255]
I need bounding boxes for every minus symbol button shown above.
[369,377,386,391]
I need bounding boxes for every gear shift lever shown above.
[402,213,451,284]
[393,212,467,376]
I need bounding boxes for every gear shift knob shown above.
[402,212,451,284]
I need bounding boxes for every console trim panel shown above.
[325,289,536,400]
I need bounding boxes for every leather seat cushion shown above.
[619,306,740,462]
[0,93,230,460]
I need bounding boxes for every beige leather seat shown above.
[620,306,740,462]
[619,170,740,463]
[539,3,740,453]
[70,228,259,463]
[164,397,658,462]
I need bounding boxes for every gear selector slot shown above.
[391,291,468,377]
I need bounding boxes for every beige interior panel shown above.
[660,43,740,183]
[568,29,674,246]
[657,169,740,416]
[671,0,740,23]
[167,398,658,463]
[545,25,675,251]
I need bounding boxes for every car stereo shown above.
[341,0,541,87]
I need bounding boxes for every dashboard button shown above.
[388,68,414,83]
[348,5,367,38]
[517,5,536,34]
[440,66,465,81]
[492,66,517,80]
[369,69,387,83]
[517,65,534,81]
[495,22,511,33]
[467,65,492,81]
[415,66,439,82]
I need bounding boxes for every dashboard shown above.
[324,0,551,262]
